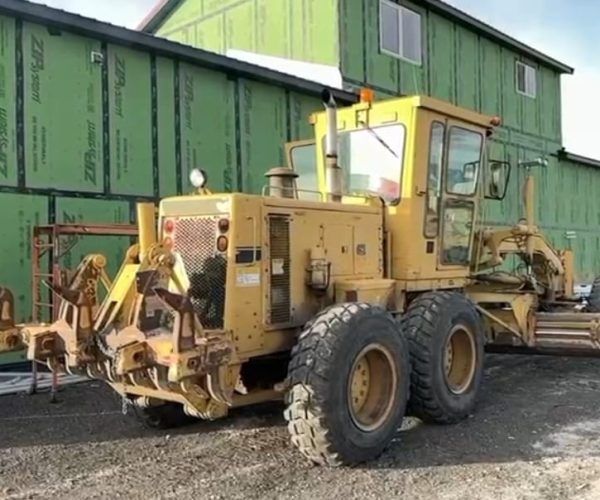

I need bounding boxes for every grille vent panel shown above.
[173,216,227,329]
[269,216,291,325]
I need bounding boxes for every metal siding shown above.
[204,0,244,17]
[159,0,204,33]
[238,79,287,193]
[0,16,17,187]
[108,45,153,196]
[303,0,338,65]
[536,154,552,226]
[339,0,365,83]
[225,1,255,53]
[365,0,398,94]
[428,13,455,103]
[256,0,288,58]
[290,0,306,62]
[289,92,320,140]
[158,0,338,66]
[479,38,501,117]
[23,23,103,192]
[455,26,479,111]
[178,63,236,193]
[540,66,561,141]
[56,197,131,278]
[0,193,46,321]
[195,15,225,54]
[399,61,427,95]
[157,57,178,197]
[501,48,520,129]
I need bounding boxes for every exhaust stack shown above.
[322,89,342,203]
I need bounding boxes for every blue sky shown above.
[31,0,599,159]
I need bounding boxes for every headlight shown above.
[190,168,208,189]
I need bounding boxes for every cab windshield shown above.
[338,123,406,204]
[289,123,406,204]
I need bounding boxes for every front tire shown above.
[402,291,484,424]
[284,303,410,466]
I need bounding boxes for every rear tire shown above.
[402,291,484,424]
[285,303,410,466]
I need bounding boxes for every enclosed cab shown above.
[289,93,508,293]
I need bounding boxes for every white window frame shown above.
[516,61,537,98]
[379,0,423,66]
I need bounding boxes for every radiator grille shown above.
[173,216,227,329]
[269,216,291,324]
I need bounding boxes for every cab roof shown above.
[311,94,498,130]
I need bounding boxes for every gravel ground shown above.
[2,354,600,500]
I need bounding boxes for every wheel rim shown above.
[444,324,477,395]
[348,343,398,432]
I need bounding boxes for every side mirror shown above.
[486,160,511,200]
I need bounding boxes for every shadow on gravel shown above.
[3,354,600,471]
[366,354,600,470]
[0,381,284,450]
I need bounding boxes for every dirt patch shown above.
[2,354,600,499]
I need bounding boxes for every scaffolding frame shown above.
[32,223,138,323]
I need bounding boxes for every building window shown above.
[379,0,422,65]
[516,61,537,98]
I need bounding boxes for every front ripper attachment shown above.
[24,254,110,372]
[154,287,234,404]
[104,279,237,421]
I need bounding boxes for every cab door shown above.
[437,121,485,269]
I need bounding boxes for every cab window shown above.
[441,200,474,265]
[289,143,318,195]
[425,122,445,237]
[446,127,483,196]
[337,123,406,204]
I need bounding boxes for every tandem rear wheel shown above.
[401,291,485,424]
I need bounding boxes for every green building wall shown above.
[0,5,343,323]
[156,0,339,66]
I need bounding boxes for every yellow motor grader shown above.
[7,89,600,466]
